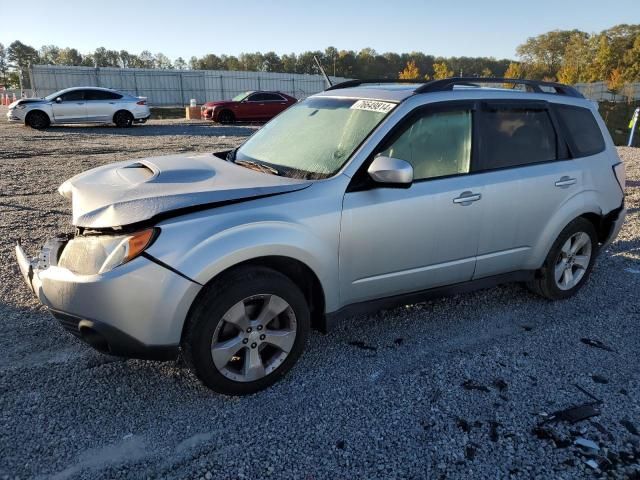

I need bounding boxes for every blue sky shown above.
[2,0,638,60]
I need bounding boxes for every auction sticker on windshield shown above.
[350,100,396,113]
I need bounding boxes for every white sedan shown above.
[6,87,151,128]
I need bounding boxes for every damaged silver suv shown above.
[16,78,626,395]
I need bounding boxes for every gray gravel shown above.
[1,109,639,479]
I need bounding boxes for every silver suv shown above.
[16,78,626,394]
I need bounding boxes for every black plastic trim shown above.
[323,270,535,330]
[50,310,179,361]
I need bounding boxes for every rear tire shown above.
[217,110,235,124]
[527,217,598,300]
[25,110,50,129]
[181,266,310,395]
[113,110,134,128]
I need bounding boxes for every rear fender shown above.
[525,190,602,270]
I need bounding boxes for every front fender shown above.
[149,220,341,312]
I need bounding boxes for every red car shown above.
[201,91,297,123]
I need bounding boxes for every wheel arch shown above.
[25,109,52,125]
[182,255,327,340]
[214,108,235,122]
[528,201,604,271]
[112,109,134,123]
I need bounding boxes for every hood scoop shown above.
[117,162,157,184]
[58,153,311,228]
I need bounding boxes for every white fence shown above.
[28,65,348,106]
[574,81,640,102]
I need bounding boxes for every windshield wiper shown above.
[234,159,280,176]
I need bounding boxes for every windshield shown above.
[232,92,251,101]
[235,97,394,179]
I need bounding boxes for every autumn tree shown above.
[432,62,453,80]
[399,60,420,79]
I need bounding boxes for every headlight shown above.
[15,104,27,110]
[58,228,156,275]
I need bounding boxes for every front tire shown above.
[527,217,598,300]
[25,111,50,129]
[113,110,134,128]
[217,110,235,124]
[182,266,310,395]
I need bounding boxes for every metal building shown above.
[28,65,349,106]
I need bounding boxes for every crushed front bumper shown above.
[15,238,201,360]
[6,109,22,122]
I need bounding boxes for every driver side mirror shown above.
[367,156,413,186]
[55,97,62,103]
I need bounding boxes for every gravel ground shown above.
[0,108,639,479]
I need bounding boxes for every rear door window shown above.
[554,104,605,157]
[476,102,558,171]
[85,90,122,100]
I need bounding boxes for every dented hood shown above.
[59,153,311,228]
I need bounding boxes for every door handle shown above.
[76,102,84,105]
[555,176,577,187]
[453,191,482,205]
[109,102,116,104]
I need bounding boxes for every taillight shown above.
[136,100,147,105]
[613,162,626,191]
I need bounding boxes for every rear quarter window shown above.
[554,104,605,157]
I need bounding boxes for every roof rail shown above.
[325,77,584,98]
[414,77,584,98]
[325,78,429,91]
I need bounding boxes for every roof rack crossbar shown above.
[325,77,584,98]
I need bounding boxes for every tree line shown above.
[0,23,638,91]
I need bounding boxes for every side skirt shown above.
[321,270,535,332]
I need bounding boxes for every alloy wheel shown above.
[211,294,297,382]
[554,231,592,290]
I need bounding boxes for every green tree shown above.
[155,53,173,69]
[173,57,187,70]
[516,29,581,79]
[262,51,282,72]
[622,33,640,81]
[57,48,83,66]
[0,43,8,86]
[39,45,60,64]
[7,40,39,69]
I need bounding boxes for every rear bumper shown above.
[601,203,626,248]
[15,238,201,358]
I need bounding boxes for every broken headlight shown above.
[58,228,156,275]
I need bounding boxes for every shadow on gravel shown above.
[48,123,257,138]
